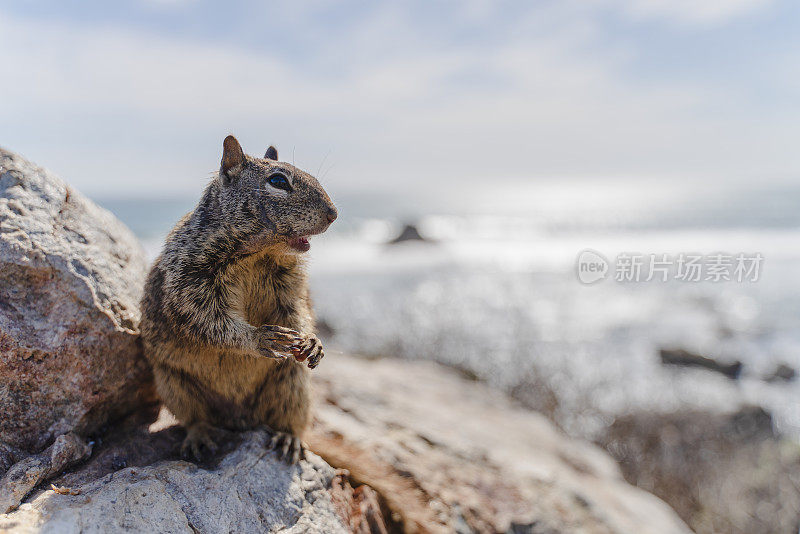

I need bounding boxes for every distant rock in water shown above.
[764,363,796,383]
[0,148,156,466]
[387,223,432,244]
[659,348,743,379]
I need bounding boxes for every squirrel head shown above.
[217,135,337,255]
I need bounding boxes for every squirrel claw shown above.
[257,325,304,360]
[258,326,324,368]
[292,334,324,369]
[267,431,305,464]
[307,347,324,369]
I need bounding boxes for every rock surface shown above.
[0,355,691,534]
[309,354,692,534]
[659,347,742,379]
[0,433,92,514]
[0,430,365,534]
[0,148,155,457]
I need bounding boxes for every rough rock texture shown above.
[0,148,155,458]
[329,472,388,534]
[0,430,360,534]
[0,355,691,534]
[0,433,92,513]
[308,354,692,534]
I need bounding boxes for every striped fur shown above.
[140,136,336,453]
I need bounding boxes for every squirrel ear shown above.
[264,146,278,161]
[221,135,245,183]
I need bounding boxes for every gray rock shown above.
[0,431,355,534]
[659,347,742,379]
[387,223,430,244]
[0,148,155,457]
[764,362,796,382]
[0,433,92,513]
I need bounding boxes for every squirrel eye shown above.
[268,173,291,191]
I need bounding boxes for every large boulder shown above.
[0,354,690,533]
[0,148,155,459]
[309,354,690,534]
[0,354,689,534]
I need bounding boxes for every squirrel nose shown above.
[326,207,338,223]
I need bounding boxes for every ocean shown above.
[96,180,800,441]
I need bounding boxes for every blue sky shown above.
[1,0,798,198]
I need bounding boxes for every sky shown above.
[0,0,799,200]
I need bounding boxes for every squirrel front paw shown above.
[256,326,324,368]
[256,325,304,360]
[291,333,324,369]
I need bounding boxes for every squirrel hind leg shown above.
[181,421,219,462]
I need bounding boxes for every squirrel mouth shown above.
[287,236,311,252]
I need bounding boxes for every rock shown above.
[659,348,742,379]
[599,406,800,534]
[0,149,691,532]
[764,363,796,383]
[0,429,372,534]
[0,443,22,476]
[0,148,155,457]
[387,223,430,244]
[329,472,388,534]
[309,354,692,534]
[0,355,690,534]
[0,432,92,513]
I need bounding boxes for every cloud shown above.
[597,0,775,26]
[0,1,796,199]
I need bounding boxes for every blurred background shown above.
[2,1,800,532]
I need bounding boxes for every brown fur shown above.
[140,136,336,456]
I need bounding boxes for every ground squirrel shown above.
[140,135,337,462]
